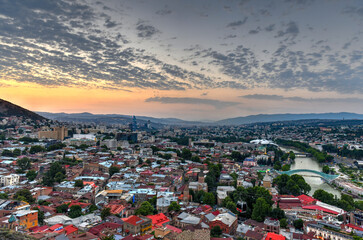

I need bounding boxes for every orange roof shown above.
[105,204,125,214]
[63,224,78,235]
[146,213,169,227]
[265,232,286,240]
[49,224,63,231]
[124,215,144,226]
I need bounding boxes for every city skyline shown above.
[0,0,362,121]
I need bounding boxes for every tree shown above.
[54,172,65,183]
[43,162,66,186]
[29,145,46,154]
[191,156,200,162]
[33,207,44,225]
[14,189,35,204]
[280,218,288,228]
[168,201,181,212]
[293,219,304,230]
[322,165,330,174]
[68,205,82,218]
[203,192,216,206]
[89,205,98,213]
[101,207,112,220]
[109,166,120,177]
[211,226,222,237]
[0,193,8,199]
[135,201,154,216]
[17,157,31,172]
[26,170,37,181]
[74,180,84,188]
[181,148,192,159]
[56,204,69,213]
[281,164,290,171]
[269,207,285,220]
[252,198,270,222]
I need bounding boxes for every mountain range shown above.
[37,111,363,126]
[1,98,363,126]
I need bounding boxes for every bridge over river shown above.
[277,169,339,181]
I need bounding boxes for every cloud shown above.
[226,17,248,28]
[275,21,299,38]
[136,20,160,38]
[241,94,362,103]
[145,97,239,108]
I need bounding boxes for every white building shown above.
[0,174,20,186]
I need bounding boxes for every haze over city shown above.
[0,0,362,120]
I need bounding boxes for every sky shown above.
[0,0,362,121]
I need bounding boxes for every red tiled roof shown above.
[147,213,169,227]
[49,224,63,231]
[165,224,182,233]
[124,215,144,226]
[298,195,317,205]
[265,232,286,240]
[302,205,339,215]
[64,224,78,235]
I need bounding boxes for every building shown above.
[264,218,280,234]
[38,127,68,140]
[15,210,38,229]
[209,212,238,235]
[0,174,20,186]
[123,215,152,236]
[216,186,236,205]
[306,223,353,240]
[263,173,272,188]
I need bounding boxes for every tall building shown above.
[38,126,68,140]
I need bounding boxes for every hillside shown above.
[0,99,46,121]
[216,112,363,125]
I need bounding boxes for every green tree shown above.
[74,180,84,188]
[33,207,44,225]
[14,189,35,204]
[109,166,120,177]
[252,198,270,222]
[17,157,31,172]
[29,145,46,154]
[280,218,288,228]
[191,156,200,162]
[56,204,69,213]
[13,149,21,157]
[89,205,98,213]
[281,164,291,171]
[181,148,192,159]
[0,193,8,199]
[168,201,181,212]
[293,219,304,230]
[203,192,216,206]
[269,208,285,220]
[26,170,37,181]
[42,162,66,186]
[135,201,154,216]
[102,236,115,240]
[101,207,112,220]
[68,205,82,218]
[322,165,330,174]
[54,172,65,183]
[211,226,222,237]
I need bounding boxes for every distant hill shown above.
[37,111,363,126]
[215,112,363,125]
[37,112,205,126]
[0,99,46,121]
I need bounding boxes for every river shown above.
[280,147,341,197]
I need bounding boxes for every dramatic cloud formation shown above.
[0,0,362,119]
[241,94,363,103]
